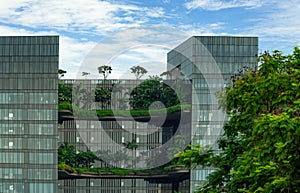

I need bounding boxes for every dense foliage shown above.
[58,143,99,168]
[58,82,72,103]
[129,76,180,110]
[178,48,300,193]
[94,87,112,109]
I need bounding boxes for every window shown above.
[0,124,24,134]
[29,183,54,193]
[28,110,53,120]
[28,169,53,180]
[0,138,22,149]
[29,124,54,135]
[0,152,24,163]
[29,153,54,164]
[29,93,57,104]
[0,182,24,193]
[28,138,54,149]
[0,168,22,179]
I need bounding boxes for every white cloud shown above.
[0,0,166,35]
[59,36,96,78]
[0,25,58,36]
[107,45,169,79]
[177,22,226,36]
[162,0,170,3]
[145,7,165,18]
[185,0,263,11]
[245,0,300,53]
[75,25,190,79]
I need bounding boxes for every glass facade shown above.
[0,36,58,193]
[168,36,258,192]
[58,79,190,192]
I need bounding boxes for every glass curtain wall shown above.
[167,36,258,192]
[0,36,59,193]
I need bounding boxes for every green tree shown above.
[98,65,112,80]
[223,49,300,193]
[130,65,148,79]
[58,143,99,168]
[177,48,300,193]
[58,142,77,167]
[129,76,179,110]
[58,82,72,103]
[76,150,99,168]
[95,87,112,109]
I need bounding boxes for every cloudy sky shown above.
[1,0,299,79]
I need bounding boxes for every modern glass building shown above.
[0,35,259,192]
[0,36,59,193]
[167,36,258,192]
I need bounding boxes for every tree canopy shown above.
[130,65,148,79]
[58,142,99,168]
[178,47,300,193]
[129,76,180,110]
[98,65,112,80]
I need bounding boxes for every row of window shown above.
[0,62,57,74]
[60,130,162,147]
[0,123,54,135]
[0,168,22,179]
[30,183,55,193]
[0,168,54,180]
[0,182,24,193]
[73,120,163,130]
[0,93,57,104]
[195,44,257,57]
[193,79,225,89]
[0,182,55,193]
[0,138,56,149]
[59,178,156,187]
[62,120,162,145]
[0,78,57,89]
[0,109,55,120]
[0,44,59,56]
[0,152,55,164]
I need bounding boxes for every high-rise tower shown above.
[0,36,59,193]
[167,36,258,192]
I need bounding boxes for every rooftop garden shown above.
[57,66,192,178]
[58,142,189,178]
[58,66,191,118]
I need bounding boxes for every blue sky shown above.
[1,0,299,79]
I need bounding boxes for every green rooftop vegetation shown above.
[59,103,191,118]
[58,142,188,177]
[58,163,181,176]
[58,73,191,119]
